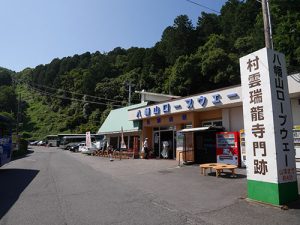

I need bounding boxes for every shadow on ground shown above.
[0,169,39,219]
[285,195,300,209]
[11,149,34,161]
[207,172,247,179]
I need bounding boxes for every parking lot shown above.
[1,146,300,225]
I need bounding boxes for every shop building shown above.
[128,74,300,165]
[97,92,180,154]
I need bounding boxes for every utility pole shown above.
[261,0,273,49]
[16,93,21,151]
[125,81,134,106]
[16,93,21,136]
[128,83,132,106]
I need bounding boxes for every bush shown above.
[12,138,29,159]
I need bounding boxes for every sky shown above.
[0,0,227,72]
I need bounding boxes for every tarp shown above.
[180,126,223,133]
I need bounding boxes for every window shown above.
[184,124,192,129]
[202,120,222,127]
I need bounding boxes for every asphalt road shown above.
[0,146,299,225]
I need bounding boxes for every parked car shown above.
[64,142,80,150]
[37,140,46,146]
[81,143,98,155]
[29,140,39,145]
[70,142,85,152]
[78,143,86,152]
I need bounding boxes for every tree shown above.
[196,12,221,46]
[0,68,13,86]
[196,34,239,88]
[272,10,300,73]
[168,55,200,96]
[157,15,196,65]
[0,86,17,114]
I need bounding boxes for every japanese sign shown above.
[240,48,297,184]
[131,89,241,120]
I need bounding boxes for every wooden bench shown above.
[199,163,225,175]
[213,164,237,177]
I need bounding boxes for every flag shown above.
[120,127,127,149]
[86,131,92,148]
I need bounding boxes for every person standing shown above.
[143,138,148,159]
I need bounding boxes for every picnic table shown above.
[213,164,237,177]
[199,163,237,177]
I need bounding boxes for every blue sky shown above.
[0,0,227,72]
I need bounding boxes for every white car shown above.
[81,144,98,154]
[77,143,86,152]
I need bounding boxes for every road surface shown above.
[0,146,299,225]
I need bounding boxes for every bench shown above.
[213,164,237,177]
[199,163,237,177]
[199,163,225,175]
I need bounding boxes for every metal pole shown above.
[266,0,273,49]
[128,82,132,106]
[261,0,272,49]
[16,93,21,136]
[16,93,21,151]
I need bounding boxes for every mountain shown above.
[8,0,300,139]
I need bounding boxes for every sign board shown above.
[120,127,127,149]
[240,48,298,205]
[128,86,242,120]
[86,131,92,148]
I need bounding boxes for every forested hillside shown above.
[0,67,17,120]
[5,0,300,140]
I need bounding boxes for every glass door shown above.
[153,131,160,158]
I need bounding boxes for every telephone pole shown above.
[16,93,21,151]
[16,93,21,136]
[125,81,135,106]
[261,0,273,49]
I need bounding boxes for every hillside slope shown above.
[17,85,73,140]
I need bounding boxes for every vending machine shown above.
[240,130,246,168]
[293,126,300,171]
[216,131,240,167]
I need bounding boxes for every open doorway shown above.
[160,130,174,159]
[153,128,176,159]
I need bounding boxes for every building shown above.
[97,92,180,154]
[128,74,300,164]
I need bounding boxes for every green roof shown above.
[97,102,147,134]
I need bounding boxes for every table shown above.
[199,163,237,177]
[213,164,237,177]
[199,163,227,175]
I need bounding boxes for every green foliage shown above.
[157,15,196,65]
[0,67,13,86]
[0,85,17,114]
[12,138,28,159]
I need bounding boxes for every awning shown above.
[179,126,223,133]
[97,102,147,135]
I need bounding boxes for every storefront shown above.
[128,74,300,165]
[98,102,147,154]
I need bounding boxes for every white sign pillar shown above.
[240,48,298,205]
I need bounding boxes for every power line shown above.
[30,85,122,108]
[22,83,123,108]
[13,78,126,106]
[31,82,124,104]
[185,0,220,14]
